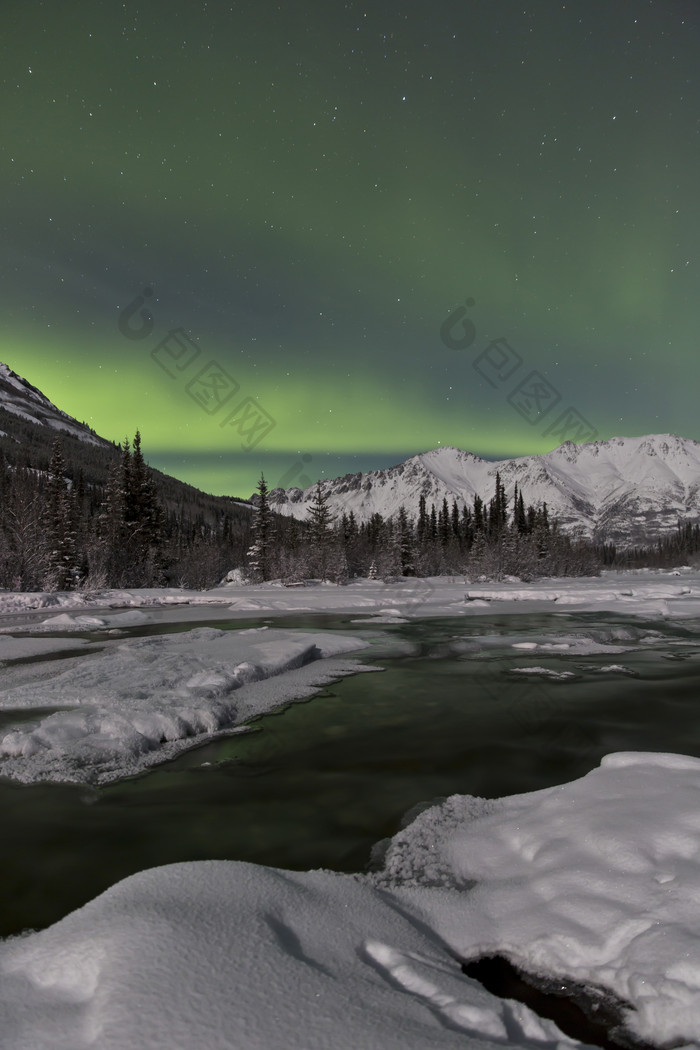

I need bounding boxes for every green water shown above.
[1,610,699,937]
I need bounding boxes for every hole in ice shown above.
[461,955,661,1050]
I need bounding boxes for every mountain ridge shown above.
[3,360,698,548]
[0,362,254,574]
[266,434,700,547]
[0,362,109,448]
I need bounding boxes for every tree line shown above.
[246,472,604,583]
[597,521,700,570]
[4,433,698,593]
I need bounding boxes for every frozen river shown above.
[4,574,700,1049]
[1,606,698,938]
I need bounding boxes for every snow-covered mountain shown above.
[0,362,109,447]
[0,361,253,540]
[3,360,698,547]
[266,435,700,546]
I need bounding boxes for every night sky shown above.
[2,1,698,498]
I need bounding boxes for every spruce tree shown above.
[487,472,508,539]
[130,431,165,578]
[451,499,461,542]
[473,494,484,533]
[395,505,415,575]
[461,504,474,548]
[247,472,274,581]
[43,439,78,590]
[306,481,335,580]
[417,494,428,547]
[439,497,450,547]
[513,485,528,534]
[429,502,437,541]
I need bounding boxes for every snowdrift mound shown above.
[3,754,700,1047]
[0,627,371,785]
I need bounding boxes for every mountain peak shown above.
[0,360,108,447]
[267,433,700,547]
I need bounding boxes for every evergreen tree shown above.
[43,439,78,590]
[306,481,335,580]
[417,494,429,547]
[96,433,166,585]
[473,493,485,533]
[395,505,415,575]
[126,431,165,580]
[247,473,274,581]
[487,472,508,538]
[439,497,450,547]
[461,504,474,548]
[513,485,528,534]
[94,459,125,581]
[429,502,437,541]
[451,499,461,542]
[119,437,134,525]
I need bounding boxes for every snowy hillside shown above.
[0,362,108,447]
[266,435,700,546]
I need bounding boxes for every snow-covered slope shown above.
[267,435,700,546]
[0,362,108,447]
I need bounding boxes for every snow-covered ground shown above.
[1,569,698,787]
[3,752,700,1048]
[1,566,700,625]
[3,570,700,1047]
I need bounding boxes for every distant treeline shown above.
[246,472,604,582]
[598,521,700,570]
[247,473,700,584]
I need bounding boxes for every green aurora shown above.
[2,0,698,497]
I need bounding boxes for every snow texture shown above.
[378,752,700,1048]
[4,754,700,1047]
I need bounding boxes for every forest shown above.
[248,473,700,585]
[2,413,699,593]
[0,423,252,591]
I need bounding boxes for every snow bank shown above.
[0,627,374,785]
[0,635,95,661]
[378,751,700,1048]
[0,864,576,1050]
[0,588,204,617]
[5,753,700,1048]
[0,569,697,632]
[3,569,700,628]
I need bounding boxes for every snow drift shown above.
[3,753,700,1048]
